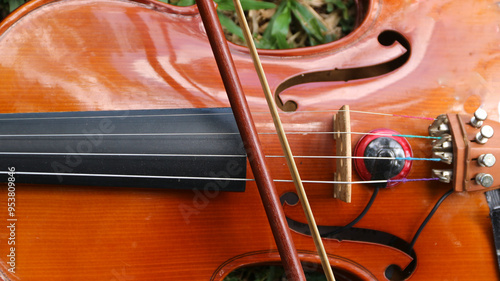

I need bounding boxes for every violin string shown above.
[255,109,437,121]
[0,151,442,162]
[271,155,442,161]
[0,109,435,121]
[0,170,441,184]
[0,112,234,121]
[260,131,441,140]
[0,131,440,140]
[0,152,247,157]
[392,114,436,121]
[0,132,238,137]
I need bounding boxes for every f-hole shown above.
[280,191,418,280]
[274,30,412,112]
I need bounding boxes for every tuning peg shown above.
[476,125,494,144]
[470,108,487,128]
[475,173,494,188]
[478,153,496,167]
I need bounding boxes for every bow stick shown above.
[194,0,306,280]
[230,1,336,280]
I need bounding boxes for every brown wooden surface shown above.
[0,0,498,280]
[333,105,352,203]
[194,0,305,279]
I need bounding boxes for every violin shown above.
[0,0,498,280]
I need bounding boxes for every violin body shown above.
[0,0,499,279]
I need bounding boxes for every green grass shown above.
[163,0,356,49]
[1,0,355,49]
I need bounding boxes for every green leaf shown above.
[177,0,195,6]
[254,36,275,49]
[289,0,326,43]
[340,17,354,32]
[8,0,24,12]
[215,0,276,11]
[326,3,333,13]
[270,0,292,49]
[217,11,244,41]
[329,0,350,20]
[214,0,236,11]
[240,0,276,10]
[331,0,347,10]
[343,7,350,20]
[257,0,290,49]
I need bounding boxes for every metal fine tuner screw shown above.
[471,108,488,128]
[476,125,494,144]
[478,154,496,167]
[476,173,494,188]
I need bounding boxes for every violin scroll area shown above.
[430,108,500,192]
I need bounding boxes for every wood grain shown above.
[0,0,498,280]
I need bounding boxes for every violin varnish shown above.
[333,105,352,203]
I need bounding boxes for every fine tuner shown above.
[332,106,500,203]
[0,0,498,279]
[430,108,497,191]
[0,106,495,195]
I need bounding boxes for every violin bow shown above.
[229,0,336,280]
[194,0,306,280]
